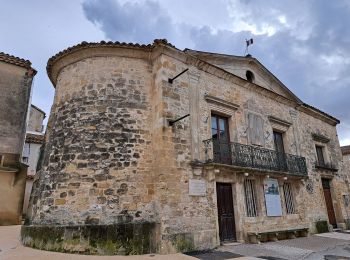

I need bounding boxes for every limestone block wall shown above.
[24,41,348,254]
[29,55,156,225]
[157,51,347,241]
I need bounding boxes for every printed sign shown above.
[189,179,206,196]
[264,178,282,216]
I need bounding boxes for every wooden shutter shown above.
[248,113,264,146]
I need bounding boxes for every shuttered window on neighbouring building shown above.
[283,182,295,214]
[244,179,258,217]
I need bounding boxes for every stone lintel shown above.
[312,133,330,143]
[204,95,239,111]
[268,116,292,128]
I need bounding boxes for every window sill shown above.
[315,165,338,172]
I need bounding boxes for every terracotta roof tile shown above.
[0,52,36,74]
[341,145,350,155]
[47,39,175,78]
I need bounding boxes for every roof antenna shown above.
[244,38,253,56]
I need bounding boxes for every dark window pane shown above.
[316,146,325,166]
[273,131,285,154]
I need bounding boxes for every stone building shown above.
[0,52,36,225]
[22,104,46,216]
[341,145,350,209]
[23,40,348,254]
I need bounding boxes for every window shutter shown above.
[248,113,263,146]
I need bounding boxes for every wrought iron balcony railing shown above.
[203,139,308,176]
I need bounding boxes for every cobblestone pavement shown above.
[216,232,350,260]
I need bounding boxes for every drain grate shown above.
[185,250,243,259]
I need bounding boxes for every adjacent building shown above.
[23,40,348,254]
[0,52,36,225]
[22,104,46,216]
[341,145,350,222]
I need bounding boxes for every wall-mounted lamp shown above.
[244,172,249,177]
[214,169,220,173]
[283,177,288,181]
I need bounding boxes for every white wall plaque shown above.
[189,179,206,196]
[264,178,282,216]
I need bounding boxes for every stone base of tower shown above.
[21,222,160,255]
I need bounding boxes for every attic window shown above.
[246,70,255,83]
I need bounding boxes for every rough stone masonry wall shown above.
[157,52,348,243]
[25,55,160,254]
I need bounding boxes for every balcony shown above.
[203,139,308,176]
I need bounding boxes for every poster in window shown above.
[264,178,282,216]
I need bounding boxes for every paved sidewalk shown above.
[216,232,350,260]
[0,225,259,260]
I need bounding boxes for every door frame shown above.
[215,182,237,242]
[321,178,337,227]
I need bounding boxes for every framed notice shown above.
[189,179,206,196]
[264,178,282,216]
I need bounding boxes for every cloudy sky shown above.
[1,0,349,145]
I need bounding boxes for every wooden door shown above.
[322,178,337,227]
[211,115,231,164]
[216,183,236,241]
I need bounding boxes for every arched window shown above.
[246,70,255,83]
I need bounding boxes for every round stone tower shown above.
[22,41,164,254]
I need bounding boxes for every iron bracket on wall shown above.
[168,68,189,84]
[168,114,190,126]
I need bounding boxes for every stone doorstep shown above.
[221,241,243,246]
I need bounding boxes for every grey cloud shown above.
[82,0,350,144]
[83,0,174,44]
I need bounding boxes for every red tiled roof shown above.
[0,52,37,74]
[26,133,44,144]
[341,145,350,155]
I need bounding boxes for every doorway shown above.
[216,183,236,241]
[322,178,337,227]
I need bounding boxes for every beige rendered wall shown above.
[0,62,32,155]
[0,165,27,225]
[27,106,45,132]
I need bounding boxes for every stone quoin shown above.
[22,39,349,255]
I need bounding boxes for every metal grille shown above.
[203,139,308,176]
[244,179,258,217]
[283,182,295,214]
